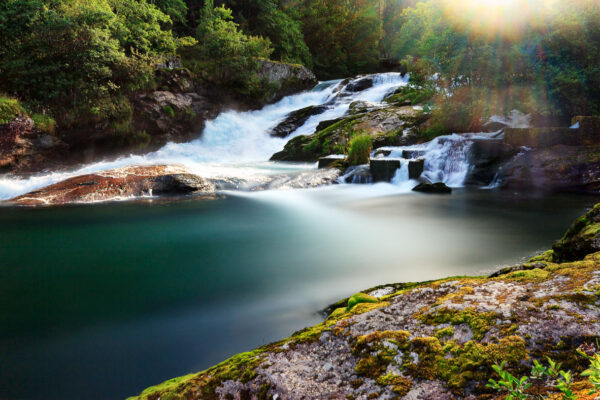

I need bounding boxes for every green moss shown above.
[529,250,555,263]
[0,96,27,124]
[375,373,413,396]
[162,105,176,118]
[419,307,498,340]
[347,293,378,311]
[436,326,455,339]
[502,268,552,282]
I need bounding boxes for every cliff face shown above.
[129,205,600,400]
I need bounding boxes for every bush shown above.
[347,135,372,166]
[32,114,56,134]
[0,96,26,124]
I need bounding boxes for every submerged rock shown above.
[412,182,452,194]
[9,165,213,205]
[130,206,600,400]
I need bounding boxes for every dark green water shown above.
[0,187,597,400]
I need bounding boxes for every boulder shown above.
[552,203,600,262]
[342,165,372,184]
[497,145,600,191]
[465,139,516,186]
[10,165,214,206]
[257,60,318,102]
[481,119,507,133]
[270,105,328,138]
[373,149,392,158]
[370,159,400,182]
[408,159,424,179]
[412,182,452,194]
[344,77,374,92]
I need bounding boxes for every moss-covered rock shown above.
[553,204,600,262]
[270,105,426,162]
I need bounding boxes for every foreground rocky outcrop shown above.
[7,165,341,206]
[129,204,600,400]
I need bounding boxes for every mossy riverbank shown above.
[129,203,600,400]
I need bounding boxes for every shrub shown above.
[0,96,26,124]
[347,135,372,166]
[32,114,56,135]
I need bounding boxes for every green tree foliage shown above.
[387,0,600,121]
[193,0,272,94]
[0,0,193,129]
[295,0,381,78]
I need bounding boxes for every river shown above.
[0,74,597,400]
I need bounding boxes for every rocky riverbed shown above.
[128,203,600,400]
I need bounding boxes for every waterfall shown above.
[0,73,409,200]
[374,133,502,189]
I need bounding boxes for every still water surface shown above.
[0,187,597,400]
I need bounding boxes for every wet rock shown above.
[342,165,372,184]
[344,77,374,92]
[270,105,328,138]
[10,165,214,205]
[465,139,516,186]
[497,145,600,191]
[412,182,452,194]
[272,105,424,162]
[318,155,345,169]
[402,149,425,159]
[370,159,400,182]
[373,149,392,158]
[481,119,508,133]
[408,159,424,180]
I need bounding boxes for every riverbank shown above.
[128,203,600,400]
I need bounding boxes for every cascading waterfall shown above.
[377,132,503,188]
[0,73,409,200]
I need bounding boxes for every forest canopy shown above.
[0,0,598,132]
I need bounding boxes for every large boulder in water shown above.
[497,144,600,191]
[412,182,452,194]
[344,77,374,92]
[465,139,516,186]
[9,165,214,206]
[270,105,328,138]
